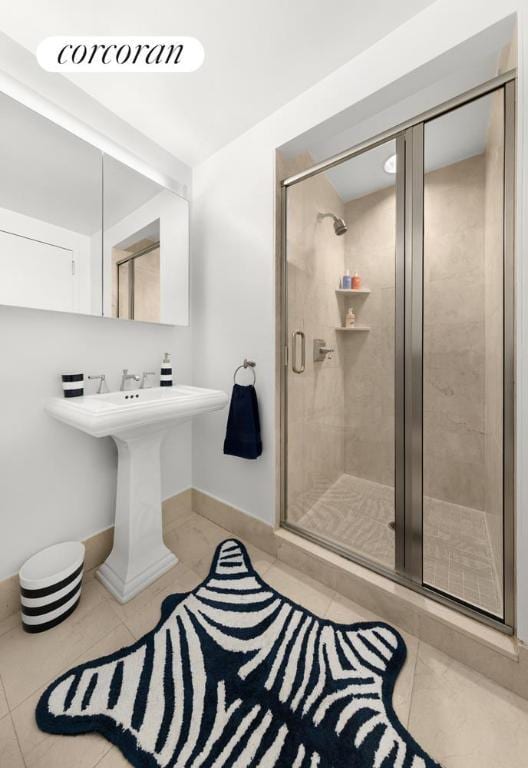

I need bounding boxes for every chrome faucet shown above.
[120,369,140,391]
[87,374,108,394]
[140,371,156,389]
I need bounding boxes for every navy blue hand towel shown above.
[223,383,262,459]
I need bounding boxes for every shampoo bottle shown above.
[342,269,352,290]
[160,352,173,387]
[345,307,356,328]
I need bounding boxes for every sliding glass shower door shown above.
[280,76,514,628]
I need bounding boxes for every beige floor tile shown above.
[106,564,202,640]
[408,642,528,767]
[166,513,275,580]
[24,729,109,768]
[0,677,8,720]
[263,561,335,616]
[11,624,133,768]
[0,612,19,640]
[0,714,25,767]
[95,746,130,766]
[0,579,120,709]
[165,513,234,576]
[5,513,525,768]
[325,592,418,727]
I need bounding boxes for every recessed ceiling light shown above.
[384,154,397,174]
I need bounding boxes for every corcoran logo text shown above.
[37,36,204,72]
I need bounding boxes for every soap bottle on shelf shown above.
[342,269,352,290]
[352,272,361,289]
[160,352,173,387]
[345,307,356,328]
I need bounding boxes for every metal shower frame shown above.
[278,70,516,634]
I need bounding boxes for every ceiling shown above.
[0,0,437,166]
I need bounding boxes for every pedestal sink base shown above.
[96,429,177,604]
[97,549,177,604]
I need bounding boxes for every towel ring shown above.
[234,359,256,385]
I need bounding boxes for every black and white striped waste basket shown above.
[19,542,85,633]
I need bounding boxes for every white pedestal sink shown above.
[46,385,228,603]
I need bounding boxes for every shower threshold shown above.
[290,473,502,617]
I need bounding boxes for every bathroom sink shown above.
[46,385,228,604]
[46,385,228,438]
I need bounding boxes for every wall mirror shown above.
[0,91,189,325]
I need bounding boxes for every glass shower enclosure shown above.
[279,74,515,630]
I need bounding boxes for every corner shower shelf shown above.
[335,288,371,296]
[335,325,371,332]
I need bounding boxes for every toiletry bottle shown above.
[342,269,352,290]
[352,272,361,289]
[346,307,356,328]
[160,352,173,387]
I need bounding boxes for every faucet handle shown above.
[88,374,108,394]
[140,371,156,389]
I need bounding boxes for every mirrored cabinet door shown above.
[0,92,103,316]
[0,92,190,325]
[103,154,189,326]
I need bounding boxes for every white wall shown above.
[191,0,528,637]
[0,45,193,580]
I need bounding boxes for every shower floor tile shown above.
[293,473,502,616]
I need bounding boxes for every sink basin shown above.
[46,385,228,603]
[46,385,228,438]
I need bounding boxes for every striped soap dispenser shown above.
[160,352,173,387]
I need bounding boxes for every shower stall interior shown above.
[279,73,515,630]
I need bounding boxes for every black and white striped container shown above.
[160,352,173,387]
[19,542,85,633]
[61,373,84,398]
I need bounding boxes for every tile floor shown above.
[292,473,502,615]
[0,506,525,768]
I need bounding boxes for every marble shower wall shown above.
[343,186,396,486]
[281,152,345,521]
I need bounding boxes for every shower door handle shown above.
[291,330,306,374]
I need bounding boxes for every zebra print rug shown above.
[36,539,440,767]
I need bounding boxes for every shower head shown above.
[319,212,348,236]
[333,216,348,236]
